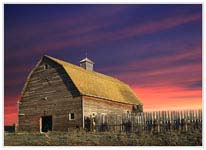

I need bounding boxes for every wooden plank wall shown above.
[18,58,83,132]
[83,95,133,117]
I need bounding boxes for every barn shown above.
[17,55,142,132]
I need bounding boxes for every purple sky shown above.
[4,4,202,125]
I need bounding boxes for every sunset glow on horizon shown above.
[4,4,202,125]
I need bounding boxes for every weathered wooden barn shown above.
[18,55,142,132]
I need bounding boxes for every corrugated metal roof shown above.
[46,55,141,105]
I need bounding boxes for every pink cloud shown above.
[132,86,202,111]
[4,95,19,125]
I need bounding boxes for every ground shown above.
[4,129,202,146]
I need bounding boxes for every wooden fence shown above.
[84,109,202,133]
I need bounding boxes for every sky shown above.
[4,4,202,125]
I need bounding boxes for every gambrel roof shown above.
[45,55,141,105]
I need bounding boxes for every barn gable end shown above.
[18,56,83,132]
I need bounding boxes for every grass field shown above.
[4,129,202,146]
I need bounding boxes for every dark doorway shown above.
[41,116,52,132]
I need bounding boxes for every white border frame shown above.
[1,1,205,150]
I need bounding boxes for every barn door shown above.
[41,116,52,132]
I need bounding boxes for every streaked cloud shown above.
[4,4,202,125]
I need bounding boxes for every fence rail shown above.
[84,109,202,133]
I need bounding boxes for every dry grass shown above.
[4,129,202,146]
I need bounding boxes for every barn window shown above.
[44,64,49,69]
[69,113,75,120]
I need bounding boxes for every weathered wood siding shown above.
[83,95,133,117]
[18,57,83,132]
